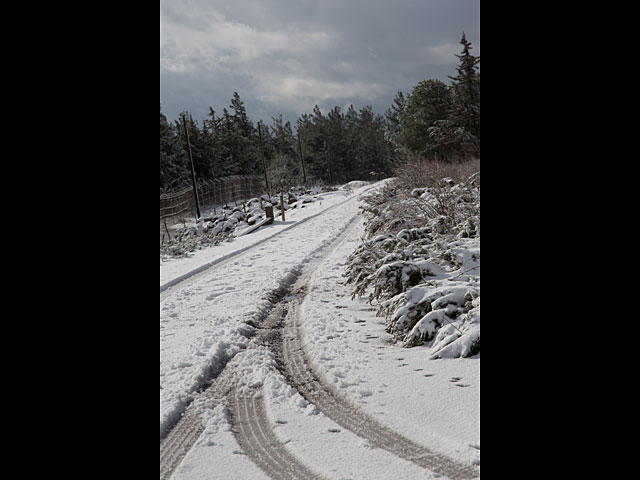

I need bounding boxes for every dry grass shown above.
[392,156,480,190]
[358,156,480,238]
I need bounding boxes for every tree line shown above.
[160,33,479,193]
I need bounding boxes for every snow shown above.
[160,180,479,478]
[299,217,480,466]
[160,186,357,289]
[172,404,271,480]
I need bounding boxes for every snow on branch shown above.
[343,169,480,357]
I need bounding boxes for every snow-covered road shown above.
[160,181,480,479]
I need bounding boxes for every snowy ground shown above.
[160,180,479,479]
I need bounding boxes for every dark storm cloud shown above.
[160,0,479,124]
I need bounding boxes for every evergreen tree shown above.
[358,106,397,178]
[295,113,314,181]
[343,104,361,181]
[385,91,407,148]
[230,92,253,137]
[269,114,296,159]
[385,33,480,161]
[399,79,452,156]
[306,105,330,181]
[447,32,480,158]
[160,105,188,192]
[228,92,258,175]
[162,93,399,191]
[326,106,348,183]
[203,106,224,178]
[176,112,212,182]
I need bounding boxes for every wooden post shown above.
[264,204,274,225]
[182,113,201,219]
[280,193,285,221]
[297,132,307,185]
[258,121,271,198]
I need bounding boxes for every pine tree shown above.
[270,114,296,159]
[228,92,259,175]
[230,92,254,138]
[399,79,452,157]
[306,105,329,181]
[176,112,212,182]
[356,106,395,178]
[343,105,361,181]
[385,91,407,148]
[447,32,480,158]
[160,105,188,192]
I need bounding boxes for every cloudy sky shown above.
[160,0,479,125]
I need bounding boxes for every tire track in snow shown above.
[160,193,367,479]
[219,210,478,479]
[262,224,480,480]
[231,390,328,480]
[278,299,478,480]
[159,272,301,480]
[159,407,205,480]
[160,182,476,479]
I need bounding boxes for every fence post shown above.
[258,121,271,197]
[264,204,274,224]
[182,113,201,219]
[298,132,307,186]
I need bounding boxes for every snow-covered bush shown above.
[344,169,480,357]
[430,296,480,358]
[383,282,479,353]
[344,229,436,300]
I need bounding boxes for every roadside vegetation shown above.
[344,158,480,357]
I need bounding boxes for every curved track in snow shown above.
[159,407,205,480]
[160,183,478,479]
[230,216,478,479]
[160,189,369,479]
[231,390,328,480]
[277,298,479,480]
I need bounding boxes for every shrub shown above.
[344,159,480,356]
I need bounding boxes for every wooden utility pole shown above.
[257,121,271,198]
[182,113,201,219]
[297,132,307,185]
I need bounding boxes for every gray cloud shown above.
[160,0,479,124]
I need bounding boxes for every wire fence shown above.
[160,175,264,224]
